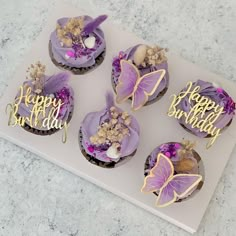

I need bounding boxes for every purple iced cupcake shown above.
[177,80,235,138]
[79,92,140,168]
[111,44,169,109]
[49,15,107,74]
[143,141,204,206]
[16,62,74,135]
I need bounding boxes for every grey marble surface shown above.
[0,0,236,235]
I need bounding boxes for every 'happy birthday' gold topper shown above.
[167,81,224,149]
[6,85,68,143]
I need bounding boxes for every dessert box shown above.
[0,3,236,233]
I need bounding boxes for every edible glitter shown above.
[55,87,71,117]
[159,143,181,160]
[112,51,127,74]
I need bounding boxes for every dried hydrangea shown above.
[56,17,84,47]
[141,46,167,67]
[176,140,196,172]
[26,62,46,94]
[90,106,131,148]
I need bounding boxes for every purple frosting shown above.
[112,44,169,101]
[17,72,74,130]
[178,80,235,137]
[50,16,106,68]
[80,93,140,163]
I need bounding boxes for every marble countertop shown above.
[0,0,236,235]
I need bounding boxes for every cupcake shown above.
[15,62,74,137]
[172,80,235,140]
[112,44,169,110]
[49,15,107,74]
[142,141,203,207]
[79,92,140,168]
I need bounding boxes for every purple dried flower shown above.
[159,143,181,160]
[217,88,236,114]
[82,15,108,35]
[55,87,71,117]
[112,51,126,73]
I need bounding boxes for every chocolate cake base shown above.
[18,108,73,136]
[111,69,169,106]
[49,41,106,75]
[144,142,204,202]
[79,128,136,168]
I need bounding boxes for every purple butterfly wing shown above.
[132,69,166,110]
[156,174,202,207]
[169,174,202,197]
[156,184,176,207]
[132,86,147,111]
[116,60,139,103]
[141,153,174,192]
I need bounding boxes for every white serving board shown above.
[0,4,236,234]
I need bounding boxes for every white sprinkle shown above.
[84,36,96,49]
[106,146,121,160]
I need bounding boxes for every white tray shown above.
[0,4,236,234]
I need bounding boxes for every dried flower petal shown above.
[175,158,195,172]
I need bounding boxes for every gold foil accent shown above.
[168,81,224,148]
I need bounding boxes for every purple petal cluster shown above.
[55,87,71,117]
[159,143,181,160]
[112,51,126,74]
[217,88,236,114]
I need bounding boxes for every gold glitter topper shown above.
[6,63,68,143]
[167,81,224,149]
